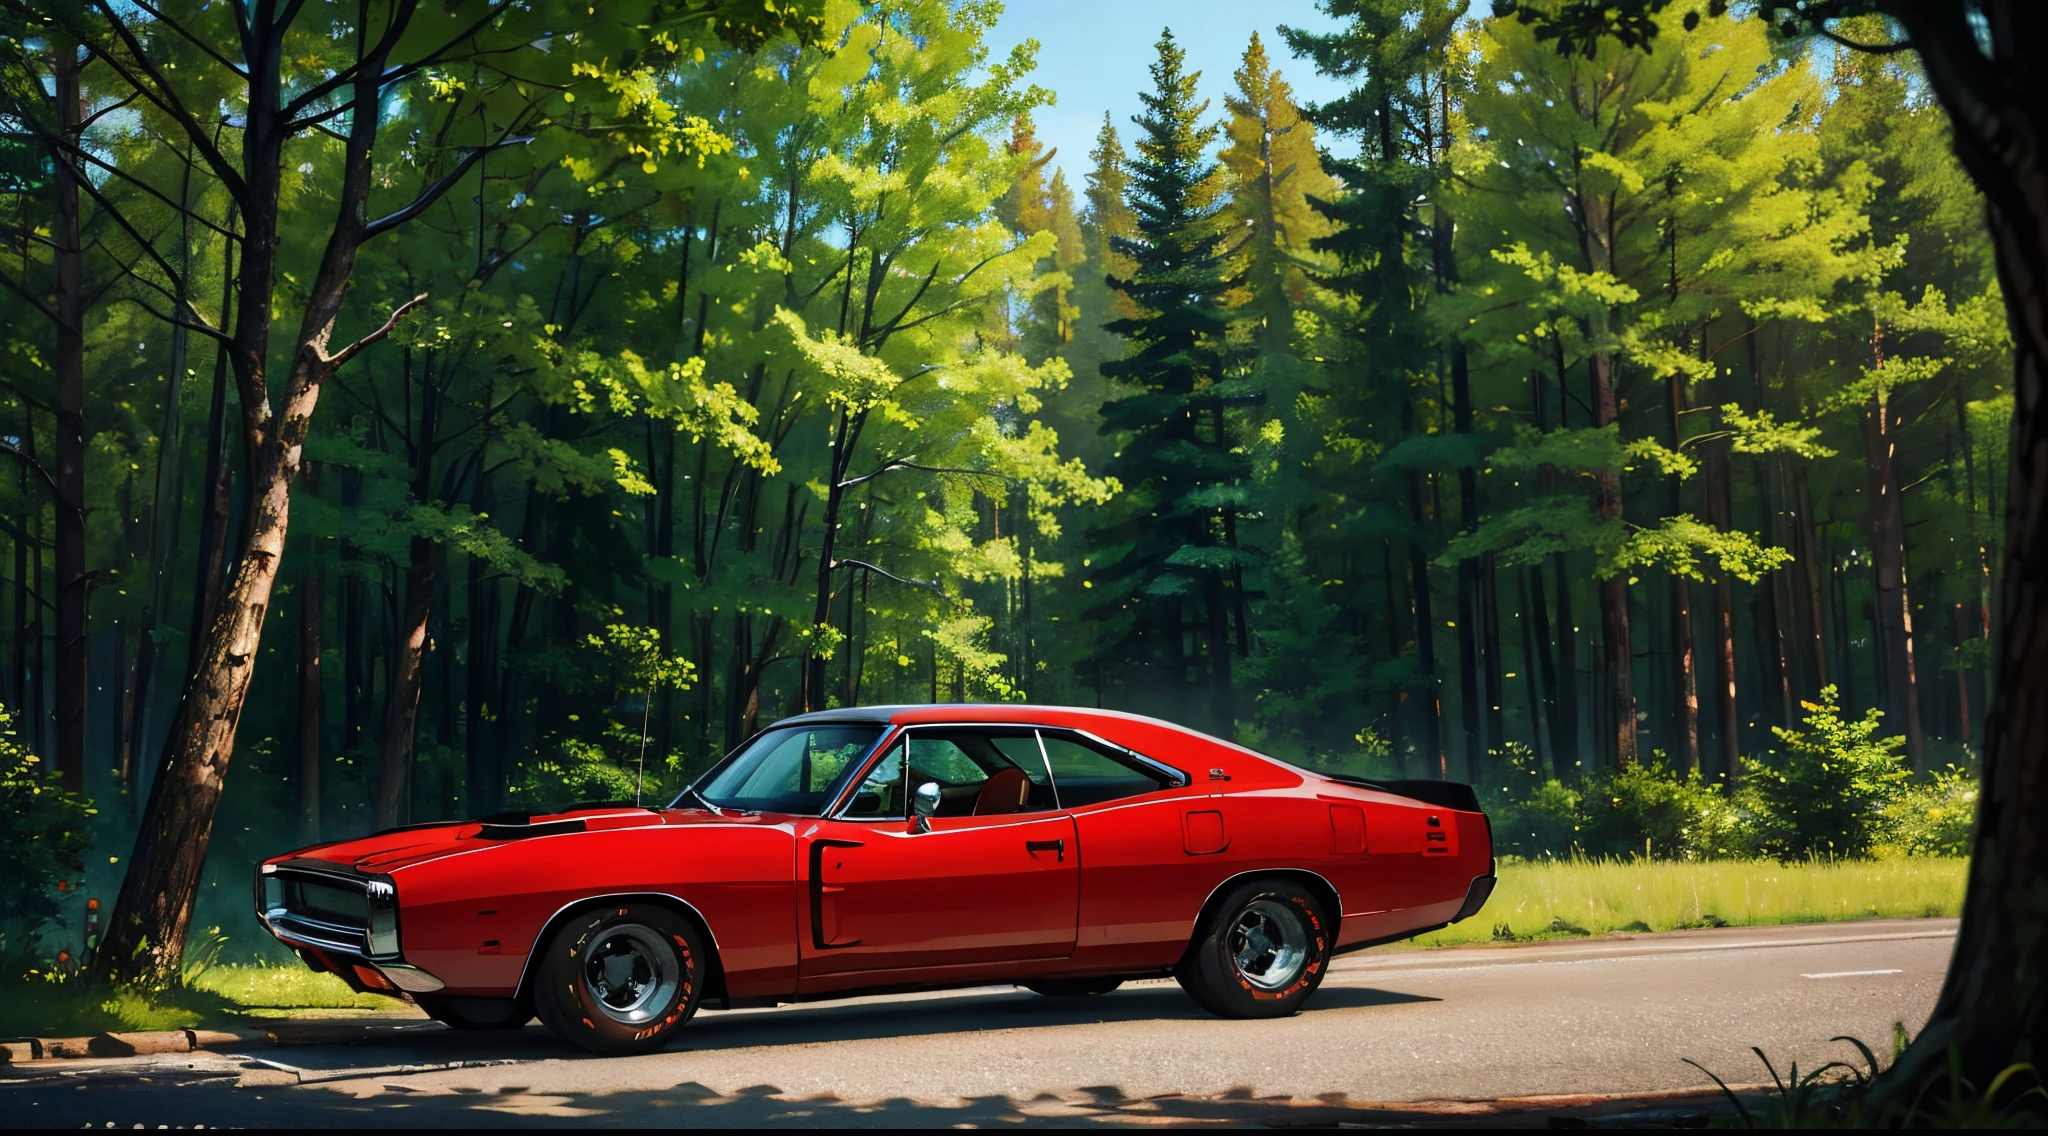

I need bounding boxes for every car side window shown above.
[840,740,906,820]
[1039,733,1174,807]
[903,730,1057,817]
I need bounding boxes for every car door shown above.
[799,728,1079,979]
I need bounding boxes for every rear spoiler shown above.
[1324,774,1481,813]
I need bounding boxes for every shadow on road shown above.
[247,981,1442,1072]
[4,1068,1735,1129]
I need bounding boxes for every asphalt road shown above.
[1,919,1954,1128]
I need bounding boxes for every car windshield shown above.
[680,723,885,814]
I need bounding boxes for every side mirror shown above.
[911,781,941,832]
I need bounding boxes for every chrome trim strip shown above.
[826,721,1190,817]
[512,891,724,999]
[271,911,368,939]
[1035,730,1062,810]
[1056,725,1192,787]
[272,861,376,886]
[266,920,374,957]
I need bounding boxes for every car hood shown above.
[273,805,783,874]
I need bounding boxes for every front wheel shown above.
[1176,878,1331,1019]
[532,903,705,1055]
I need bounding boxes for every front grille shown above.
[259,867,400,958]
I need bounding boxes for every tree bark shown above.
[1863,391,1928,760]
[372,542,436,828]
[1591,350,1638,766]
[1403,394,1444,778]
[1876,0,2048,1097]
[1703,408,1741,786]
[1453,344,1485,776]
[1666,373,1699,773]
[1514,565,1549,771]
[297,552,322,844]
[97,8,430,984]
[50,36,86,792]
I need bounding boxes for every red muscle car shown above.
[255,704,1496,1053]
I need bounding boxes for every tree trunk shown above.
[97,7,426,983]
[1703,407,1741,785]
[1515,565,1549,772]
[1666,373,1699,773]
[297,553,322,844]
[1591,351,1637,766]
[50,37,86,792]
[1795,468,1830,693]
[1864,392,1927,760]
[1481,552,1504,760]
[1403,392,1444,777]
[1875,0,2048,1096]
[373,543,437,829]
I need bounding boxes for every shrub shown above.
[1742,685,1910,860]
[1487,744,1750,860]
[507,736,642,811]
[1880,764,1977,857]
[1577,756,1754,860]
[0,704,94,932]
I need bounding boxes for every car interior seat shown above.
[972,767,1031,816]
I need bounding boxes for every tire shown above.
[1175,878,1332,1019]
[415,993,532,1031]
[532,902,705,1055]
[1024,978,1123,998]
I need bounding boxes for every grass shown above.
[1413,855,1969,948]
[0,964,404,1039]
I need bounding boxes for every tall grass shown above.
[0,964,402,1038]
[1414,856,1968,948]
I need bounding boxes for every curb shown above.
[0,1028,262,1063]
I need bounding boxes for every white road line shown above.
[1800,969,1904,979]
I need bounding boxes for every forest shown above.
[0,0,2017,986]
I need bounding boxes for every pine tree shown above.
[1089,29,1246,736]
[1283,0,1468,776]
[1220,33,1335,356]
[1082,113,1140,322]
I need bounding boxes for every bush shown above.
[507,737,643,811]
[1578,757,1754,860]
[1880,764,1977,857]
[1742,685,1909,859]
[0,703,94,932]
[1487,743,1751,860]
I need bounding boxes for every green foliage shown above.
[1879,765,1978,859]
[1687,1029,2046,1129]
[0,704,93,931]
[508,737,644,812]
[1744,686,1912,860]
[1488,745,1751,861]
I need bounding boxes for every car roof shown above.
[769,703,1179,731]
[761,704,1296,782]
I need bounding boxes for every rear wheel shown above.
[1175,878,1331,1019]
[1024,978,1123,998]
[532,902,705,1055]
[415,993,531,1031]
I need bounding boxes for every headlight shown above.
[365,876,400,957]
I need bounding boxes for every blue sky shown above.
[982,0,1352,188]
